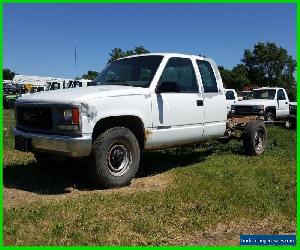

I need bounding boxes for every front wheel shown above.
[89,127,140,188]
[242,121,267,156]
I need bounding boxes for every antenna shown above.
[74,46,77,78]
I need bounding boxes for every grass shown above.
[2,109,296,245]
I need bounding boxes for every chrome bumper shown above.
[13,128,92,157]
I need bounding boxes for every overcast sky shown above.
[4,3,296,78]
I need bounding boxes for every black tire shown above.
[242,121,267,156]
[289,117,296,129]
[89,127,140,188]
[265,112,275,121]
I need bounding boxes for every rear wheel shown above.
[89,127,140,188]
[289,117,296,129]
[242,121,267,156]
[265,112,275,121]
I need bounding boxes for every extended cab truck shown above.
[231,87,290,121]
[14,53,268,187]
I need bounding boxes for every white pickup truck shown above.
[231,87,290,121]
[14,53,268,187]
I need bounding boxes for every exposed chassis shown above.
[224,114,265,140]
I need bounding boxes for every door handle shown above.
[285,102,288,104]
[197,100,203,106]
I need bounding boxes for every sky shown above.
[4,3,296,78]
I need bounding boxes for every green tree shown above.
[218,66,233,89]
[218,64,249,90]
[107,46,150,64]
[242,42,296,90]
[3,68,15,80]
[82,71,99,80]
[231,64,250,90]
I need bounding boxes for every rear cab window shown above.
[196,60,218,93]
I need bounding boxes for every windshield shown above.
[252,89,276,99]
[92,55,163,87]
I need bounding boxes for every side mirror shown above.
[155,81,180,93]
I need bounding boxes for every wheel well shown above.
[265,107,276,117]
[92,116,145,149]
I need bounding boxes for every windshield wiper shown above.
[105,79,131,86]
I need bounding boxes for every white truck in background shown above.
[14,53,268,188]
[231,87,290,121]
[67,79,93,88]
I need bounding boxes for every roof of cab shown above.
[253,87,284,91]
[120,53,209,61]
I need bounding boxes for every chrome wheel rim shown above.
[254,129,264,151]
[107,144,131,176]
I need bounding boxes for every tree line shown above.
[3,42,296,100]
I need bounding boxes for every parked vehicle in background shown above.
[30,85,46,93]
[289,102,297,128]
[46,80,68,91]
[21,85,46,98]
[3,84,26,109]
[14,53,268,188]
[225,89,238,114]
[67,79,93,88]
[231,87,290,121]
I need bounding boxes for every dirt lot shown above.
[3,109,296,245]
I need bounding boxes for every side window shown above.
[196,60,218,93]
[159,57,198,93]
[277,89,286,100]
[226,91,235,100]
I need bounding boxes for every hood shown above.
[234,99,275,106]
[16,85,150,104]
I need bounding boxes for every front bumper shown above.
[13,128,92,157]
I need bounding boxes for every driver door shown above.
[277,89,289,117]
[150,57,204,147]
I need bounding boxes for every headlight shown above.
[57,108,80,131]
